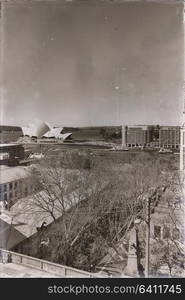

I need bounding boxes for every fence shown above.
[0,248,99,277]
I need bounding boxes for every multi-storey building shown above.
[125,125,154,147]
[123,125,180,149]
[0,126,23,143]
[0,165,32,208]
[159,126,180,149]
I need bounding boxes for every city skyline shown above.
[0,1,184,127]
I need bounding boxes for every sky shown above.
[0,0,184,127]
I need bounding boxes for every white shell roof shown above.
[22,120,50,138]
[22,120,72,140]
[43,127,63,138]
[58,132,72,140]
[43,128,72,140]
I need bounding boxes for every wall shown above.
[0,248,99,277]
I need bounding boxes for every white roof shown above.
[0,144,20,147]
[0,166,30,185]
[6,192,65,238]
[43,127,63,138]
[22,119,50,138]
[58,132,72,140]
[22,120,72,140]
[0,208,27,249]
[0,167,86,246]
[127,125,148,130]
[43,128,72,140]
[22,126,31,136]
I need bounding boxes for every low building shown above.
[0,165,32,208]
[0,215,26,249]
[0,190,66,250]
[0,144,25,166]
[0,126,23,143]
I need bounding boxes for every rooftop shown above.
[0,165,30,185]
[0,126,22,132]
[10,192,67,237]
[0,144,21,147]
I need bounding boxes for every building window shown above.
[18,181,23,193]
[4,185,7,192]
[24,187,28,196]
[163,226,170,239]
[154,225,162,239]
[9,183,13,190]
[172,228,180,240]
[4,194,7,201]
[14,182,17,189]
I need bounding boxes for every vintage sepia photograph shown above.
[0,0,184,281]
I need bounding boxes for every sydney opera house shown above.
[21,120,72,142]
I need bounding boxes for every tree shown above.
[151,238,184,277]
[15,150,172,273]
[18,150,117,265]
[82,153,164,273]
[135,169,185,277]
